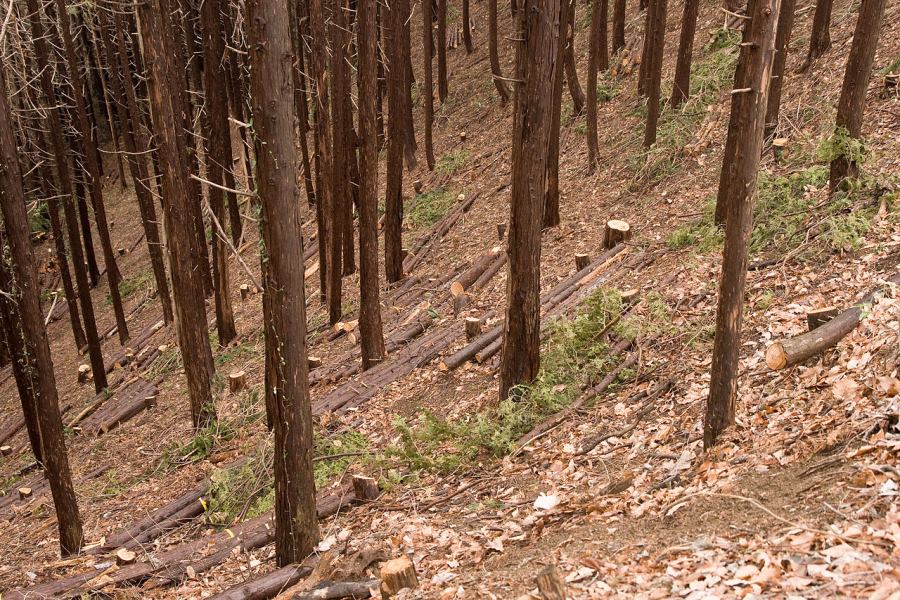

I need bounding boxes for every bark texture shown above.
[670,0,699,107]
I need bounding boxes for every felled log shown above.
[766,271,900,370]
[210,564,314,600]
[97,393,157,435]
[806,306,839,331]
[602,220,631,249]
[439,324,502,371]
[449,248,501,297]
[471,251,507,291]
[403,193,477,273]
[294,579,378,600]
[379,555,418,599]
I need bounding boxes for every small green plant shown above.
[27,201,49,235]
[148,344,183,378]
[816,127,868,165]
[406,187,457,228]
[877,55,900,76]
[597,77,620,103]
[667,198,724,252]
[158,418,236,471]
[215,340,257,367]
[107,268,155,305]
[435,150,469,176]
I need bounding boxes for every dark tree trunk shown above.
[499,0,560,401]
[705,0,780,448]
[643,0,667,148]
[290,0,317,207]
[199,0,238,345]
[25,0,107,391]
[437,0,449,102]
[598,0,609,71]
[670,0,700,107]
[489,0,511,102]
[638,2,652,96]
[462,0,474,52]
[55,0,130,344]
[328,0,350,323]
[246,0,320,565]
[800,0,833,71]
[563,0,585,115]
[612,0,627,53]
[73,170,100,286]
[423,0,436,170]
[0,78,84,556]
[587,0,606,169]
[544,0,568,229]
[137,0,217,430]
[376,5,387,147]
[107,10,175,325]
[763,0,795,138]
[384,0,406,283]
[88,21,128,193]
[399,0,418,168]
[358,0,388,371]
[828,0,886,190]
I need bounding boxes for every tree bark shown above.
[763,0,796,138]
[137,0,216,430]
[489,0,511,102]
[246,0,320,564]
[438,0,449,102]
[612,0,627,53]
[423,0,437,170]
[358,0,388,371]
[643,0,667,148]
[499,0,560,401]
[800,0,833,70]
[463,0,474,52]
[828,0,887,190]
[563,0,585,115]
[384,0,406,283]
[705,0,780,449]
[587,0,607,169]
[72,173,100,286]
[543,0,568,229]
[55,0,130,344]
[0,76,84,556]
[25,0,107,391]
[670,0,699,107]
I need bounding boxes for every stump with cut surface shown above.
[807,306,839,331]
[497,222,507,239]
[603,220,631,249]
[351,475,380,501]
[116,548,137,565]
[575,253,591,271]
[465,317,482,341]
[240,284,252,300]
[536,565,567,600]
[77,364,91,384]
[379,555,418,599]
[18,487,32,500]
[228,371,247,394]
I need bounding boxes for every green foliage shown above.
[597,77,620,103]
[107,268,155,305]
[406,187,456,228]
[435,150,469,175]
[28,201,49,235]
[313,429,368,489]
[667,198,724,252]
[147,344,183,378]
[157,418,236,472]
[878,55,900,76]
[215,340,257,367]
[704,28,741,52]
[816,127,868,164]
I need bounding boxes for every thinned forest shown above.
[0,0,898,596]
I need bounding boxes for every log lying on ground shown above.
[765,271,900,370]
[294,579,378,599]
[449,247,502,297]
[78,378,160,436]
[210,563,315,600]
[403,193,477,273]
[103,319,165,373]
[0,465,108,517]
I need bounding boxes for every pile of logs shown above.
[402,192,477,273]
[74,377,161,436]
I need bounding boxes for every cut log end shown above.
[228,371,247,394]
[380,555,418,599]
[449,281,465,298]
[239,284,251,300]
[536,565,567,600]
[603,219,632,249]
[352,474,380,501]
[765,343,787,370]
[116,548,137,565]
[806,306,839,331]
[465,317,482,341]
[77,364,92,384]
[574,253,591,271]
[18,487,32,500]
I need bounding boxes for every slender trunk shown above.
[643,0,667,148]
[200,0,238,345]
[399,0,418,168]
[489,0,511,102]
[437,0,449,102]
[137,0,217,430]
[638,1,652,96]
[423,0,436,169]
[0,78,84,556]
[55,0,130,344]
[670,0,700,107]
[246,0,320,564]
[543,0,567,228]
[89,22,128,192]
[328,0,350,323]
[563,0,585,115]
[358,0,387,371]
[499,0,560,401]
[463,0,474,52]
[73,173,100,286]
[107,11,175,324]
[612,0,626,53]
[800,0,833,70]
[385,0,406,283]
[828,0,886,190]
[587,0,603,169]
[290,0,317,207]
[705,0,781,448]
[598,0,609,71]
[25,0,107,390]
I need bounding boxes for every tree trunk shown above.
[246,0,320,564]
[612,0,627,53]
[25,0,107,391]
[705,0,780,449]
[73,162,100,286]
[828,0,887,191]
[437,0,449,102]
[423,0,437,169]
[598,0,609,71]
[643,0,667,148]
[637,2,652,96]
[563,0,585,115]
[499,0,560,401]
[199,0,238,345]
[543,0,567,229]
[107,11,175,325]
[55,0,130,344]
[0,76,84,556]
[587,0,606,169]
[136,0,217,430]
[385,0,406,283]
[763,0,796,138]
[801,0,833,70]
[399,0,419,168]
[489,0,511,102]
[463,0,474,52]
[670,0,699,107]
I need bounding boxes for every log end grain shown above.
[228,371,247,394]
[603,219,631,249]
[765,343,788,370]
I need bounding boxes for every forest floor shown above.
[1,0,899,597]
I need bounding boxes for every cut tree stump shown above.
[465,317,482,340]
[575,253,591,270]
[379,555,418,599]
[603,220,631,249]
[18,487,32,500]
[536,565,567,600]
[240,284,252,300]
[807,306,839,331]
[116,548,137,565]
[351,475,380,501]
[308,356,323,370]
[77,364,91,384]
[229,371,247,393]
[0,445,12,456]
[497,222,507,239]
